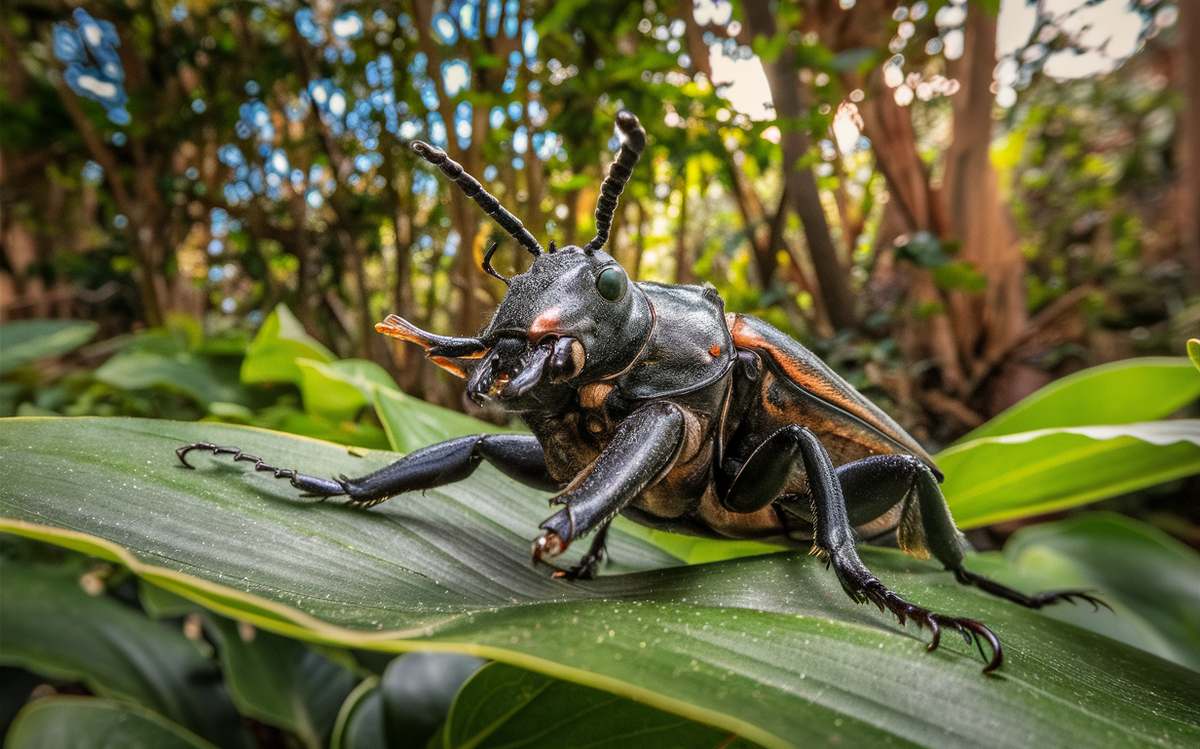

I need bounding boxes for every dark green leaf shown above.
[960,358,1200,441]
[2,417,1198,748]
[0,556,251,749]
[0,320,98,375]
[5,697,218,749]
[204,615,357,749]
[330,679,386,749]
[381,652,485,748]
[443,662,758,748]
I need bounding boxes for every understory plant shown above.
[1,317,1198,749]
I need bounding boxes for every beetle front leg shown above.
[533,402,686,576]
[177,434,560,506]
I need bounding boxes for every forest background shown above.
[2,0,1199,747]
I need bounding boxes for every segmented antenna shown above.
[411,141,544,257]
[584,110,647,255]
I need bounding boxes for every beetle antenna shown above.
[481,241,509,284]
[411,141,544,257]
[584,110,646,256]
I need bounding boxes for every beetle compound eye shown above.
[596,267,627,302]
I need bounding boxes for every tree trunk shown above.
[743,3,857,330]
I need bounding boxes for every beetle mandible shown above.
[178,111,1104,673]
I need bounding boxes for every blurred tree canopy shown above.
[1,0,1196,443]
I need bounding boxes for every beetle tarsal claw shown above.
[531,531,568,564]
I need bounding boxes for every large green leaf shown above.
[0,319,99,375]
[959,358,1199,441]
[241,305,336,386]
[939,420,1200,528]
[442,662,758,748]
[203,615,357,749]
[2,417,1198,748]
[0,550,252,748]
[5,697,218,749]
[297,358,400,422]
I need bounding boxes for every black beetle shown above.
[179,111,1103,673]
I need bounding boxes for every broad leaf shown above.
[380,652,485,748]
[960,358,1199,441]
[0,550,252,749]
[939,420,1200,528]
[241,304,335,386]
[203,615,357,749]
[443,662,758,748]
[0,319,98,375]
[2,417,1198,748]
[297,359,399,422]
[373,386,519,454]
[5,697,218,749]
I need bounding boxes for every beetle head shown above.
[378,111,648,410]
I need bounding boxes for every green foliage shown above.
[3,343,1200,748]
[6,698,220,749]
[0,320,98,376]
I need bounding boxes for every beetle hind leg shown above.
[730,426,1005,671]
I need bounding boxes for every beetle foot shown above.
[532,531,569,572]
[857,579,1003,674]
[552,547,606,581]
[953,568,1112,613]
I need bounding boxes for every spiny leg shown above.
[895,461,1110,612]
[551,523,612,581]
[176,434,559,506]
[176,442,346,497]
[722,427,1003,672]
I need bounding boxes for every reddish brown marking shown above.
[579,382,612,409]
[709,345,721,357]
[528,308,562,342]
[726,314,901,446]
[428,356,466,379]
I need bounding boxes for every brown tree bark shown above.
[743,2,857,330]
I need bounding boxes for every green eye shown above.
[595,267,627,302]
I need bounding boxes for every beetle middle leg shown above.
[721,426,1004,672]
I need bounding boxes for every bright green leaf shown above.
[993,514,1200,671]
[0,555,251,749]
[0,319,98,375]
[372,386,518,453]
[296,358,399,422]
[242,305,335,386]
[94,352,246,407]
[960,358,1199,441]
[5,697,219,749]
[1188,339,1199,371]
[940,420,1200,527]
[2,417,1198,749]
